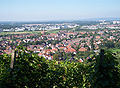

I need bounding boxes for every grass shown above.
[47,28,74,34]
[0,28,74,35]
[47,29,60,33]
[0,31,43,35]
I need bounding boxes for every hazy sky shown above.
[0,0,120,21]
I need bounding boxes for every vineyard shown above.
[0,46,120,88]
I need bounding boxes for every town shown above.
[2,23,79,32]
[0,20,120,62]
[1,0,120,87]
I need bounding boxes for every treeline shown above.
[0,46,120,88]
[0,24,22,29]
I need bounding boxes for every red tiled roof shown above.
[79,47,87,52]
[96,36,100,39]
[65,48,76,53]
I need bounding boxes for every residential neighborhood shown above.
[0,21,120,61]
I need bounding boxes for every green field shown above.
[47,29,60,33]
[0,31,43,35]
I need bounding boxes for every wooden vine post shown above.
[10,50,16,69]
[100,49,104,65]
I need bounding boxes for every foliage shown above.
[88,49,120,88]
[0,46,120,88]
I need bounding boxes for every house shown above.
[65,48,76,53]
[79,47,87,52]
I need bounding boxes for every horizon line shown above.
[0,17,120,23]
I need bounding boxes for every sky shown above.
[0,0,120,21]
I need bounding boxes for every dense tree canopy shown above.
[0,46,120,88]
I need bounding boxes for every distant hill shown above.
[79,17,120,21]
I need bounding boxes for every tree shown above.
[89,49,120,88]
[104,40,115,48]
